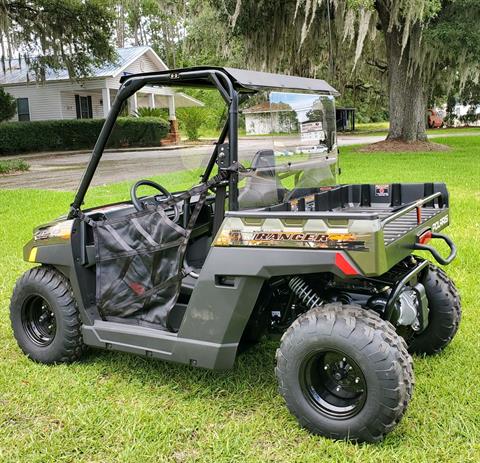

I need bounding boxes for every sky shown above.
[269,92,333,122]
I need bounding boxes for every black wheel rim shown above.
[21,295,56,346]
[300,349,367,419]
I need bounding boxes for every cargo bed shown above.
[231,182,453,276]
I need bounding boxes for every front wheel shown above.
[10,266,85,364]
[275,303,414,442]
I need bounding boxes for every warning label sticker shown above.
[300,121,325,142]
[375,184,390,197]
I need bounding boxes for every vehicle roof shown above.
[119,66,339,96]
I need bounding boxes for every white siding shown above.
[106,51,167,90]
[3,78,109,121]
[245,113,283,135]
[3,84,63,121]
[124,53,163,74]
[57,79,108,119]
[60,91,76,119]
[60,90,105,119]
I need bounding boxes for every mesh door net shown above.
[94,208,192,326]
[92,174,225,327]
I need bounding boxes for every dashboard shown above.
[84,193,214,225]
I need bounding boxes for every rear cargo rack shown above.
[381,192,442,226]
[381,192,443,245]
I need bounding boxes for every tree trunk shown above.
[379,11,428,142]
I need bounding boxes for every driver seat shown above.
[238,149,285,208]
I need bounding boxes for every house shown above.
[243,102,298,135]
[0,46,199,124]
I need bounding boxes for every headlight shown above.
[34,220,73,241]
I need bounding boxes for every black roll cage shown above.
[67,66,339,220]
[68,68,240,219]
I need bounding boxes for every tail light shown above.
[418,230,432,245]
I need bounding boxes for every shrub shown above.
[443,113,457,127]
[0,117,169,155]
[177,107,206,140]
[459,109,480,126]
[135,107,169,119]
[0,88,16,122]
[0,159,29,174]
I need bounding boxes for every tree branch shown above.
[366,59,388,72]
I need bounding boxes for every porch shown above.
[59,85,202,121]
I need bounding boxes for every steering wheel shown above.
[130,179,180,222]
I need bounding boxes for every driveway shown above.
[0,132,475,191]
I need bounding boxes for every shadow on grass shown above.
[80,338,279,402]
[76,339,471,448]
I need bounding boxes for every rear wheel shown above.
[408,264,461,355]
[276,303,414,442]
[10,266,85,364]
[300,349,368,420]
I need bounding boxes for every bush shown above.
[135,107,169,119]
[0,88,16,122]
[0,159,29,174]
[459,109,480,126]
[177,107,206,140]
[0,117,169,155]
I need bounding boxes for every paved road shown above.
[0,132,476,191]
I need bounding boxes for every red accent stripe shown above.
[418,230,432,245]
[335,253,359,276]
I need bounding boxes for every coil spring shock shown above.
[288,276,322,310]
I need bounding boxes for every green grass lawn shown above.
[345,122,480,137]
[354,121,390,132]
[0,136,479,462]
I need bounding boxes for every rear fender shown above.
[177,246,360,368]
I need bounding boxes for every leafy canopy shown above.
[226,0,480,88]
[0,0,116,79]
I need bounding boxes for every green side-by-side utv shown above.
[9,67,461,442]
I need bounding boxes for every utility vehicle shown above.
[10,67,461,442]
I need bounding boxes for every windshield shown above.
[82,86,227,209]
[80,85,337,212]
[238,91,338,210]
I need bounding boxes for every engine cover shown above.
[397,289,419,327]
[396,282,429,331]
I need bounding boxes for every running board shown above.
[82,320,238,369]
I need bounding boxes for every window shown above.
[17,98,30,121]
[75,95,93,119]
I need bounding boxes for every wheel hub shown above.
[301,350,367,419]
[21,295,56,346]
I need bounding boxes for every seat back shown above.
[238,149,285,208]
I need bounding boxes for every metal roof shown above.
[120,66,339,96]
[0,47,159,85]
[224,67,339,95]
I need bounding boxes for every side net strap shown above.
[157,170,229,209]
